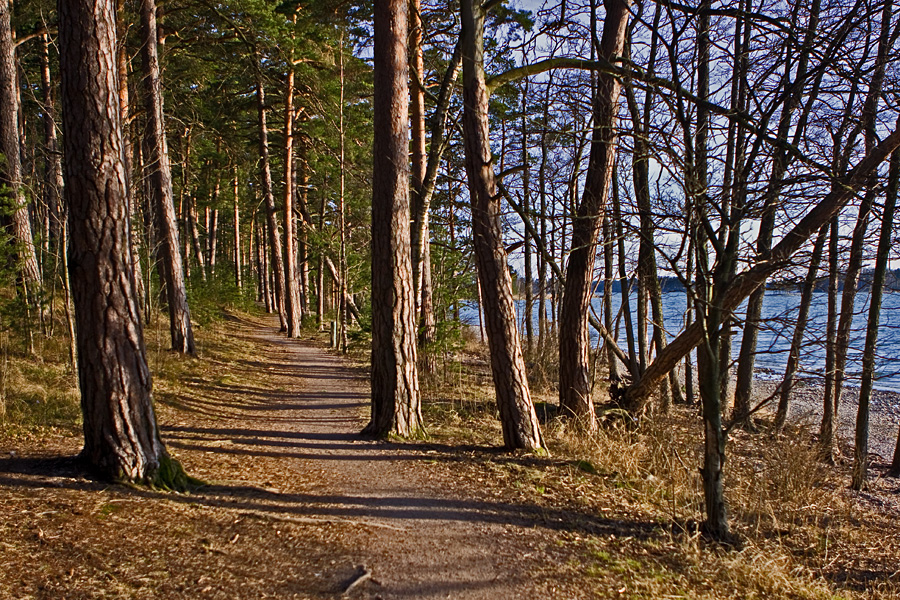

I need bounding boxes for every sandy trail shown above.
[159,317,588,599]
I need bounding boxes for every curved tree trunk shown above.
[460,0,544,451]
[365,0,422,438]
[558,0,630,431]
[138,0,194,355]
[59,0,186,488]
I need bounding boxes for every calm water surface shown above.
[461,290,900,392]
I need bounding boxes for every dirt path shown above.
[0,314,621,599]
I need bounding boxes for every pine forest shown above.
[4,0,900,597]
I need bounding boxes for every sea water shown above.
[460,290,900,392]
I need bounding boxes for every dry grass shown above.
[421,339,900,599]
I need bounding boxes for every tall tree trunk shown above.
[408,0,432,370]
[521,87,534,355]
[39,33,64,260]
[820,216,839,457]
[732,0,820,425]
[852,134,899,490]
[282,20,302,338]
[115,9,145,316]
[337,33,349,354]
[558,0,630,431]
[0,0,41,302]
[58,0,186,488]
[233,168,242,291]
[297,142,310,319]
[255,75,287,331]
[365,0,422,438]
[460,0,544,451]
[602,212,619,381]
[138,0,194,354]
[825,0,893,458]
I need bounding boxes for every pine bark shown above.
[255,75,287,331]
[233,169,242,290]
[282,24,301,338]
[461,0,544,451]
[365,0,422,438]
[138,0,194,354]
[59,0,185,487]
[557,0,630,431]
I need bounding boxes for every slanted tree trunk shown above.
[0,0,41,302]
[622,128,900,413]
[364,0,422,438]
[255,75,287,331]
[774,225,827,430]
[138,0,194,354]
[187,196,207,282]
[825,1,892,458]
[558,0,630,432]
[460,0,544,451]
[820,216,839,458]
[58,0,187,488]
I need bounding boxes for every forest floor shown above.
[2,310,900,599]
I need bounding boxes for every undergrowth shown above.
[420,337,900,599]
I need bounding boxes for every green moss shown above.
[147,454,204,492]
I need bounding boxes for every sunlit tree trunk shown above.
[232,168,242,290]
[59,0,186,488]
[558,0,630,431]
[460,0,544,451]
[283,17,302,337]
[139,0,194,354]
[365,0,422,438]
[255,75,287,331]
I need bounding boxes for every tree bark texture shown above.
[255,76,287,331]
[233,169,242,290]
[365,0,422,438]
[139,0,194,354]
[58,0,184,487]
[461,0,544,451]
[0,0,41,297]
[283,52,301,337]
[558,0,630,432]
